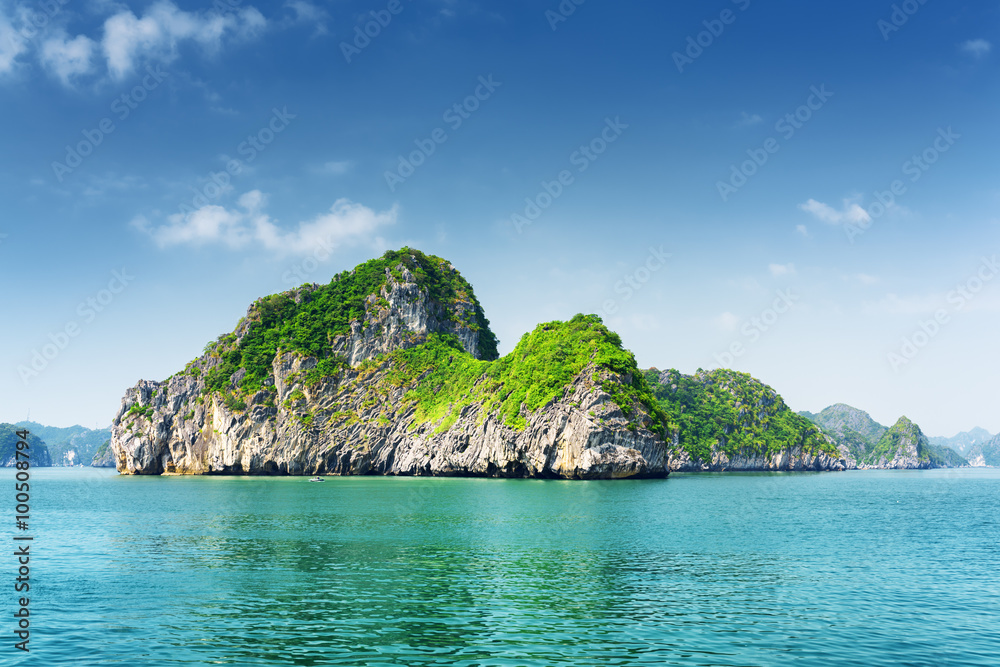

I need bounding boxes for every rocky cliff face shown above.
[111,357,665,479]
[121,248,970,480]
[111,251,669,479]
[803,404,886,463]
[646,369,850,472]
[91,440,115,467]
[858,416,937,469]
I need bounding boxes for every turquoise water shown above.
[5,467,1000,666]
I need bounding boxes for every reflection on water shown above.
[12,468,1000,665]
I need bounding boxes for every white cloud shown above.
[137,191,397,256]
[4,0,287,86]
[102,1,267,80]
[799,198,872,226]
[795,224,809,238]
[737,111,762,127]
[40,32,96,85]
[961,39,991,59]
[283,1,329,35]
[769,263,796,277]
[143,204,248,248]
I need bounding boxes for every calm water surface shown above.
[6,467,1000,665]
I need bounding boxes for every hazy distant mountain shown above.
[801,405,967,469]
[15,421,112,467]
[926,445,972,468]
[966,434,1000,467]
[800,404,887,462]
[0,424,51,467]
[928,427,994,457]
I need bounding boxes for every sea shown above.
[4,467,999,666]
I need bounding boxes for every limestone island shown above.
[110,249,966,478]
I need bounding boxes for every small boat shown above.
[308,476,325,482]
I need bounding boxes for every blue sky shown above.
[1,0,998,437]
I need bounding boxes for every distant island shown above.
[0,424,51,467]
[0,422,114,468]
[104,248,995,478]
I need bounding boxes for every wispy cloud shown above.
[80,173,147,198]
[319,160,353,176]
[39,31,96,86]
[133,191,397,256]
[769,263,796,277]
[1,0,271,84]
[961,39,991,59]
[736,111,762,127]
[102,1,266,80]
[0,11,26,75]
[0,0,278,86]
[283,1,329,36]
[795,224,809,238]
[854,273,880,285]
[799,198,872,226]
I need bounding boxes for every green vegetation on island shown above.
[863,416,933,466]
[645,369,837,463]
[802,403,887,461]
[198,248,498,397]
[802,406,968,468]
[14,421,111,466]
[93,439,111,460]
[377,314,669,435]
[110,247,976,476]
